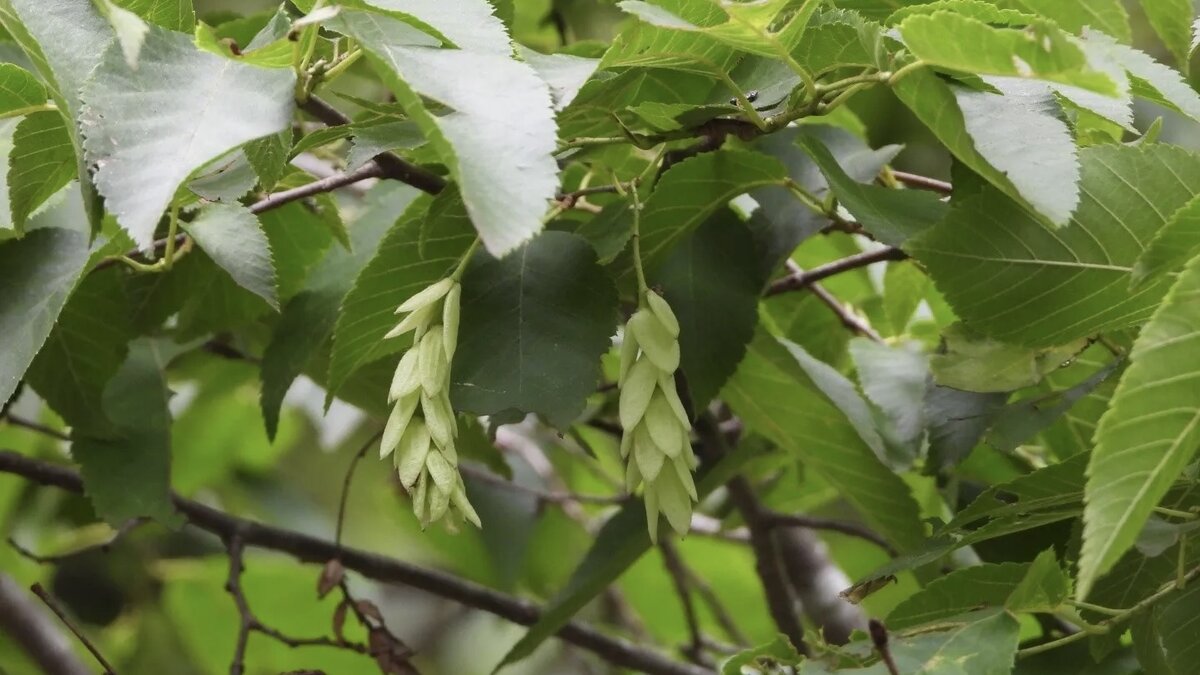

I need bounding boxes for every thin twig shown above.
[0,450,712,675]
[759,510,897,557]
[30,583,118,675]
[891,171,952,195]
[659,540,710,666]
[0,575,90,675]
[765,247,907,297]
[869,620,900,675]
[248,162,386,215]
[2,414,69,441]
[683,567,750,647]
[807,282,883,343]
[9,518,148,564]
[336,431,383,547]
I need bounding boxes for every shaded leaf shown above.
[8,110,74,229]
[849,339,929,450]
[1138,0,1193,69]
[1132,192,1200,290]
[0,63,47,118]
[887,563,1028,630]
[183,203,278,310]
[452,231,618,428]
[930,324,1087,394]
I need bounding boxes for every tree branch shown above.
[765,247,907,297]
[0,574,91,675]
[248,162,387,215]
[759,511,896,557]
[890,171,952,195]
[659,540,709,666]
[30,583,118,675]
[0,450,712,675]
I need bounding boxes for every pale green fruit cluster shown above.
[382,278,481,529]
[619,290,697,542]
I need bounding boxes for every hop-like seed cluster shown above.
[382,278,480,529]
[619,290,697,542]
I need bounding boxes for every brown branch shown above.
[759,511,897,557]
[298,96,447,195]
[659,540,709,666]
[694,416,808,657]
[0,450,712,675]
[765,247,907,297]
[0,574,91,675]
[807,282,883,343]
[336,432,383,547]
[869,619,900,675]
[30,583,118,675]
[225,535,369,675]
[3,414,69,441]
[891,171,952,195]
[248,162,387,215]
[460,463,627,506]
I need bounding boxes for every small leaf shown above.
[451,231,618,428]
[887,563,1028,630]
[183,203,278,310]
[930,324,1087,393]
[1006,549,1069,613]
[80,25,294,249]
[316,558,344,599]
[9,110,75,229]
[1139,0,1193,68]
[1078,252,1200,599]
[0,63,47,118]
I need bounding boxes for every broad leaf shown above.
[73,340,180,526]
[1005,548,1069,613]
[887,563,1029,630]
[929,324,1087,394]
[723,331,925,551]
[8,110,75,229]
[909,144,1200,346]
[987,359,1121,453]
[327,189,470,398]
[1078,252,1200,599]
[334,6,558,256]
[260,184,418,439]
[25,269,133,434]
[1086,31,1200,124]
[80,25,294,249]
[924,385,1007,471]
[653,209,762,409]
[638,148,787,272]
[451,231,618,428]
[0,223,93,407]
[899,12,1118,95]
[849,339,929,450]
[1132,193,1200,290]
[520,48,599,111]
[114,0,194,32]
[1153,580,1200,671]
[1013,0,1129,43]
[2,0,112,115]
[183,203,278,310]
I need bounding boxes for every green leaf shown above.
[80,25,294,249]
[639,149,787,272]
[2,0,112,116]
[1013,0,1129,43]
[1078,252,1200,599]
[113,0,194,32]
[182,203,278,310]
[260,183,418,439]
[520,47,598,111]
[800,135,947,247]
[930,324,1087,394]
[327,189,471,398]
[721,635,802,675]
[1085,31,1200,123]
[94,0,151,69]
[899,12,1118,94]
[451,231,618,428]
[723,331,926,551]
[890,610,1020,674]
[1154,580,1200,671]
[987,359,1121,453]
[849,339,929,451]
[1006,548,1069,613]
[883,260,930,334]
[0,63,47,118]
[909,144,1200,346]
[924,385,1007,471]
[24,268,133,434]
[1132,193,1200,290]
[73,339,180,526]
[887,563,1029,630]
[243,130,291,190]
[653,210,762,409]
[8,110,74,230]
[886,1,1037,26]
[334,6,558,256]
[0,224,93,407]
[1139,0,1193,68]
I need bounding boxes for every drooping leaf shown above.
[899,12,1118,94]
[24,268,133,434]
[327,189,470,398]
[333,6,558,256]
[182,203,278,310]
[723,331,925,551]
[260,184,418,439]
[909,144,1200,346]
[0,224,93,407]
[73,339,180,526]
[8,110,75,229]
[653,209,762,410]
[451,231,618,428]
[638,149,787,272]
[1078,252,1200,599]
[79,25,294,249]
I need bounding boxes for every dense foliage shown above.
[1,0,1200,673]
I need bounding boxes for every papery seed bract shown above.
[424,449,456,491]
[629,310,680,372]
[442,283,461,360]
[396,277,454,314]
[645,291,680,338]
[385,302,438,339]
[389,349,421,401]
[619,358,658,430]
[418,329,447,395]
[380,391,420,458]
[633,424,664,482]
[618,328,639,385]
[643,392,683,456]
[396,419,432,489]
